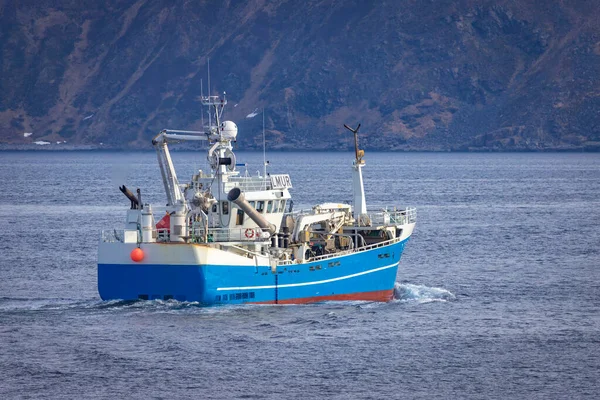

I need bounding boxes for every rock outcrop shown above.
[1,0,599,151]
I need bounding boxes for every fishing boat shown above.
[97,94,416,304]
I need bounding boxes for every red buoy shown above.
[130,247,144,262]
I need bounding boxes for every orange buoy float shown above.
[130,247,144,262]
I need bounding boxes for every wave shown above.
[0,297,95,311]
[393,283,456,304]
[0,296,273,315]
[0,296,203,313]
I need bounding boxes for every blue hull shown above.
[98,239,409,305]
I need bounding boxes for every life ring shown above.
[244,228,255,239]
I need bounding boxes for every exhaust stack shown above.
[228,188,276,235]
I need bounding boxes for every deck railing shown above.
[101,226,267,244]
[367,207,417,226]
[290,206,417,226]
[101,229,139,243]
[102,207,416,245]
[276,235,403,266]
[188,226,267,244]
[101,229,122,243]
[224,177,269,192]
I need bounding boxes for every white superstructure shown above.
[104,94,415,267]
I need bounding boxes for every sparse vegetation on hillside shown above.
[1,0,599,151]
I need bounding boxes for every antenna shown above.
[207,59,211,129]
[200,79,204,130]
[207,58,211,98]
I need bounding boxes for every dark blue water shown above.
[1,151,599,399]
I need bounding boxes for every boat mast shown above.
[344,123,367,223]
[262,108,267,187]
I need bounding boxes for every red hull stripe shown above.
[252,289,394,305]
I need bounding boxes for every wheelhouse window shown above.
[272,200,280,213]
[267,201,273,213]
[257,201,265,213]
[236,208,244,225]
[279,200,286,213]
[222,201,229,215]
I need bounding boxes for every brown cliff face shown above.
[1,0,599,151]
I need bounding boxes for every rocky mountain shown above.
[1,0,599,151]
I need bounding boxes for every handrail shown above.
[275,236,403,266]
[287,206,417,225]
[188,226,269,244]
[224,179,268,192]
[102,226,271,244]
[101,229,140,243]
[301,236,402,264]
[101,230,121,243]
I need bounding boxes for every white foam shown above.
[393,283,456,303]
[83,114,94,120]
[23,132,33,137]
[34,141,51,145]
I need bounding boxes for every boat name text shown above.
[270,174,293,189]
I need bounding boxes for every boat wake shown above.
[0,296,271,315]
[0,297,190,312]
[392,283,456,303]
[0,297,136,312]
[0,284,455,313]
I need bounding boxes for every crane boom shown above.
[152,130,210,206]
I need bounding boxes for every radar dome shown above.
[220,121,238,140]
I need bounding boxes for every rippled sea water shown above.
[1,151,599,399]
